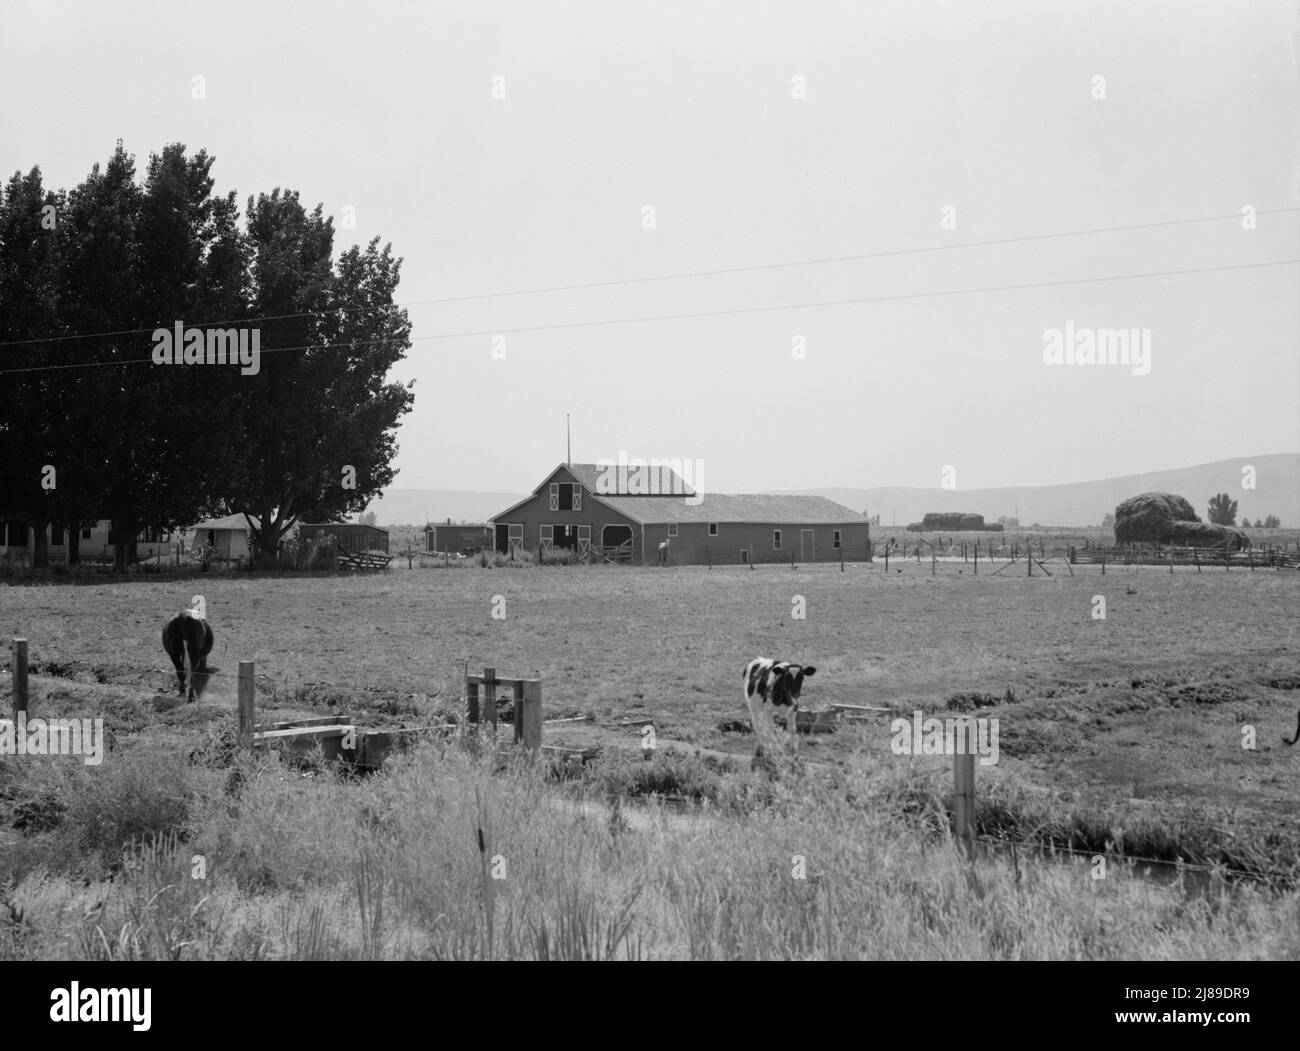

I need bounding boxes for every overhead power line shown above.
[0,206,1295,350]
[1,256,1294,376]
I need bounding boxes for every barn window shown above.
[709,523,718,537]
[833,530,842,549]
[740,549,749,564]
[667,523,678,537]
[550,482,579,511]
[773,530,782,550]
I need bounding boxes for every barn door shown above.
[577,525,592,563]
[801,529,814,561]
[540,524,553,554]
[508,523,524,558]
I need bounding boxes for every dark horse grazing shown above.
[162,612,214,702]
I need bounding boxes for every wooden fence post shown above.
[953,752,976,856]
[973,541,978,575]
[12,638,28,720]
[517,679,542,753]
[238,660,255,746]
[466,674,480,724]
[884,545,889,572]
[840,542,844,572]
[483,667,498,731]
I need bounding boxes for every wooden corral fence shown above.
[1068,541,1300,571]
[334,542,394,571]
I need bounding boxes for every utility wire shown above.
[1,206,1295,350]
[0,256,1295,376]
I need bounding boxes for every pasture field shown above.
[1,560,1299,959]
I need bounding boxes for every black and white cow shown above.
[743,656,816,755]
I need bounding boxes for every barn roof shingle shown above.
[565,462,696,498]
[595,493,863,525]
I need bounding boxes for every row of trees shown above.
[0,142,414,568]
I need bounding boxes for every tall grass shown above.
[3,739,1298,960]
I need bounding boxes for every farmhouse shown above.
[489,463,868,565]
[423,522,492,554]
[298,522,390,554]
[0,519,176,564]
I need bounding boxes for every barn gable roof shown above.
[488,464,862,525]
[489,462,694,521]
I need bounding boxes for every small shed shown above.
[298,522,390,554]
[424,522,492,554]
[189,514,259,561]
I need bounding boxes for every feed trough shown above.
[784,706,838,734]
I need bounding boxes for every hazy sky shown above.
[3,0,1297,495]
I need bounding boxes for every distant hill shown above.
[362,489,526,527]
[768,454,1299,529]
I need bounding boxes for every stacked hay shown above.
[917,512,987,531]
[1112,492,1247,549]
[1113,492,1197,543]
[1168,520,1249,551]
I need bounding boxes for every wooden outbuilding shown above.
[489,463,868,565]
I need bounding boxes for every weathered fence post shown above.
[483,666,498,731]
[237,660,255,746]
[840,542,844,572]
[11,638,28,720]
[953,751,976,857]
[884,545,889,572]
[466,673,480,725]
[516,679,542,753]
[973,541,978,575]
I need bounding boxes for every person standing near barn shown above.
[657,539,669,566]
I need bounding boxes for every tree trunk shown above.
[67,527,80,565]
[111,508,135,573]
[31,517,49,569]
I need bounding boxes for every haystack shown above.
[1167,520,1249,551]
[1112,492,1198,544]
